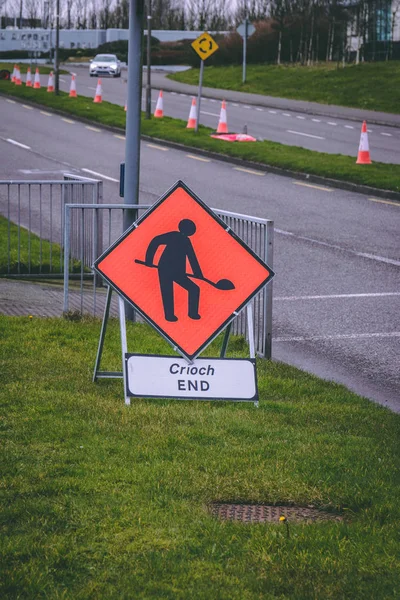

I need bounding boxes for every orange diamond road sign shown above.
[93,181,274,361]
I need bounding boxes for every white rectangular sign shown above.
[125,354,258,402]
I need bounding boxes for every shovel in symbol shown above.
[135,259,235,290]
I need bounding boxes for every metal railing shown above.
[63,203,274,358]
[0,174,102,277]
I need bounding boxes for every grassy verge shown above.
[0,215,82,275]
[0,62,68,75]
[169,61,400,115]
[1,80,400,194]
[1,315,399,598]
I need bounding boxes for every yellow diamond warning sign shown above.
[191,32,219,61]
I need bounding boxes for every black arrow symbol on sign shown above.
[199,38,213,53]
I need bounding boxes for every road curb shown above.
[2,92,400,203]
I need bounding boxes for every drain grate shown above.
[210,503,343,523]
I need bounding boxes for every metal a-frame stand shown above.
[93,286,257,406]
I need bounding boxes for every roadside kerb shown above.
[2,92,400,204]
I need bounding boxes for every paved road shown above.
[1,97,399,411]
[56,65,400,164]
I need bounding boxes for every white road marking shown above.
[287,130,325,140]
[209,99,217,103]
[60,78,66,83]
[40,110,52,116]
[296,116,305,119]
[88,86,97,91]
[275,227,400,267]
[6,138,31,150]
[269,110,277,114]
[312,118,321,122]
[22,104,33,110]
[62,118,75,124]
[6,99,16,104]
[146,143,168,151]
[244,105,251,109]
[232,103,239,107]
[367,129,372,133]
[234,167,265,176]
[201,111,219,117]
[274,332,400,342]
[186,154,210,162]
[327,121,337,125]
[368,197,399,207]
[179,93,187,97]
[275,292,400,301]
[381,132,392,137]
[256,108,264,111]
[114,134,125,140]
[282,112,291,117]
[171,91,177,95]
[294,181,332,192]
[345,125,354,129]
[81,168,118,182]
[85,126,101,132]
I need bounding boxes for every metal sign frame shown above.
[92,286,259,407]
[93,180,274,363]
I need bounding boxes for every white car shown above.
[89,54,121,78]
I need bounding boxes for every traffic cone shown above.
[216,100,228,134]
[69,74,77,97]
[33,68,41,89]
[186,97,197,129]
[93,78,102,103]
[124,103,127,112]
[356,121,372,164]
[46,71,54,92]
[11,65,17,83]
[15,66,22,85]
[154,90,164,118]
[25,67,32,87]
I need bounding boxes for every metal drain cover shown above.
[210,503,343,523]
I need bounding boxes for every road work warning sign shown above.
[93,181,274,361]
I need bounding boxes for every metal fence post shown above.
[263,220,274,359]
[63,204,71,313]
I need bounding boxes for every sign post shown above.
[93,181,274,406]
[237,19,255,84]
[191,33,219,132]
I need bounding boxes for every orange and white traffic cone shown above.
[15,67,22,85]
[154,90,164,118]
[124,102,127,112]
[25,67,32,87]
[46,71,54,92]
[69,74,77,97]
[356,121,372,164]
[93,78,102,103]
[216,100,228,134]
[11,65,17,83]
[33,68,41,89]
[186,97,197,129]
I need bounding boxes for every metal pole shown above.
[124,0,144,320]
[145,5,152,119]
[124,0,144,222]
[54,0,60,94]
[242,17,248,84]
[195,59,204,133]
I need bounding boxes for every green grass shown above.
[1,80,400,194]
[0,215,83,276]
[0,215,63,275]
[169,61,400,115]
[1,315,399,598]
[0,62,68,75]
